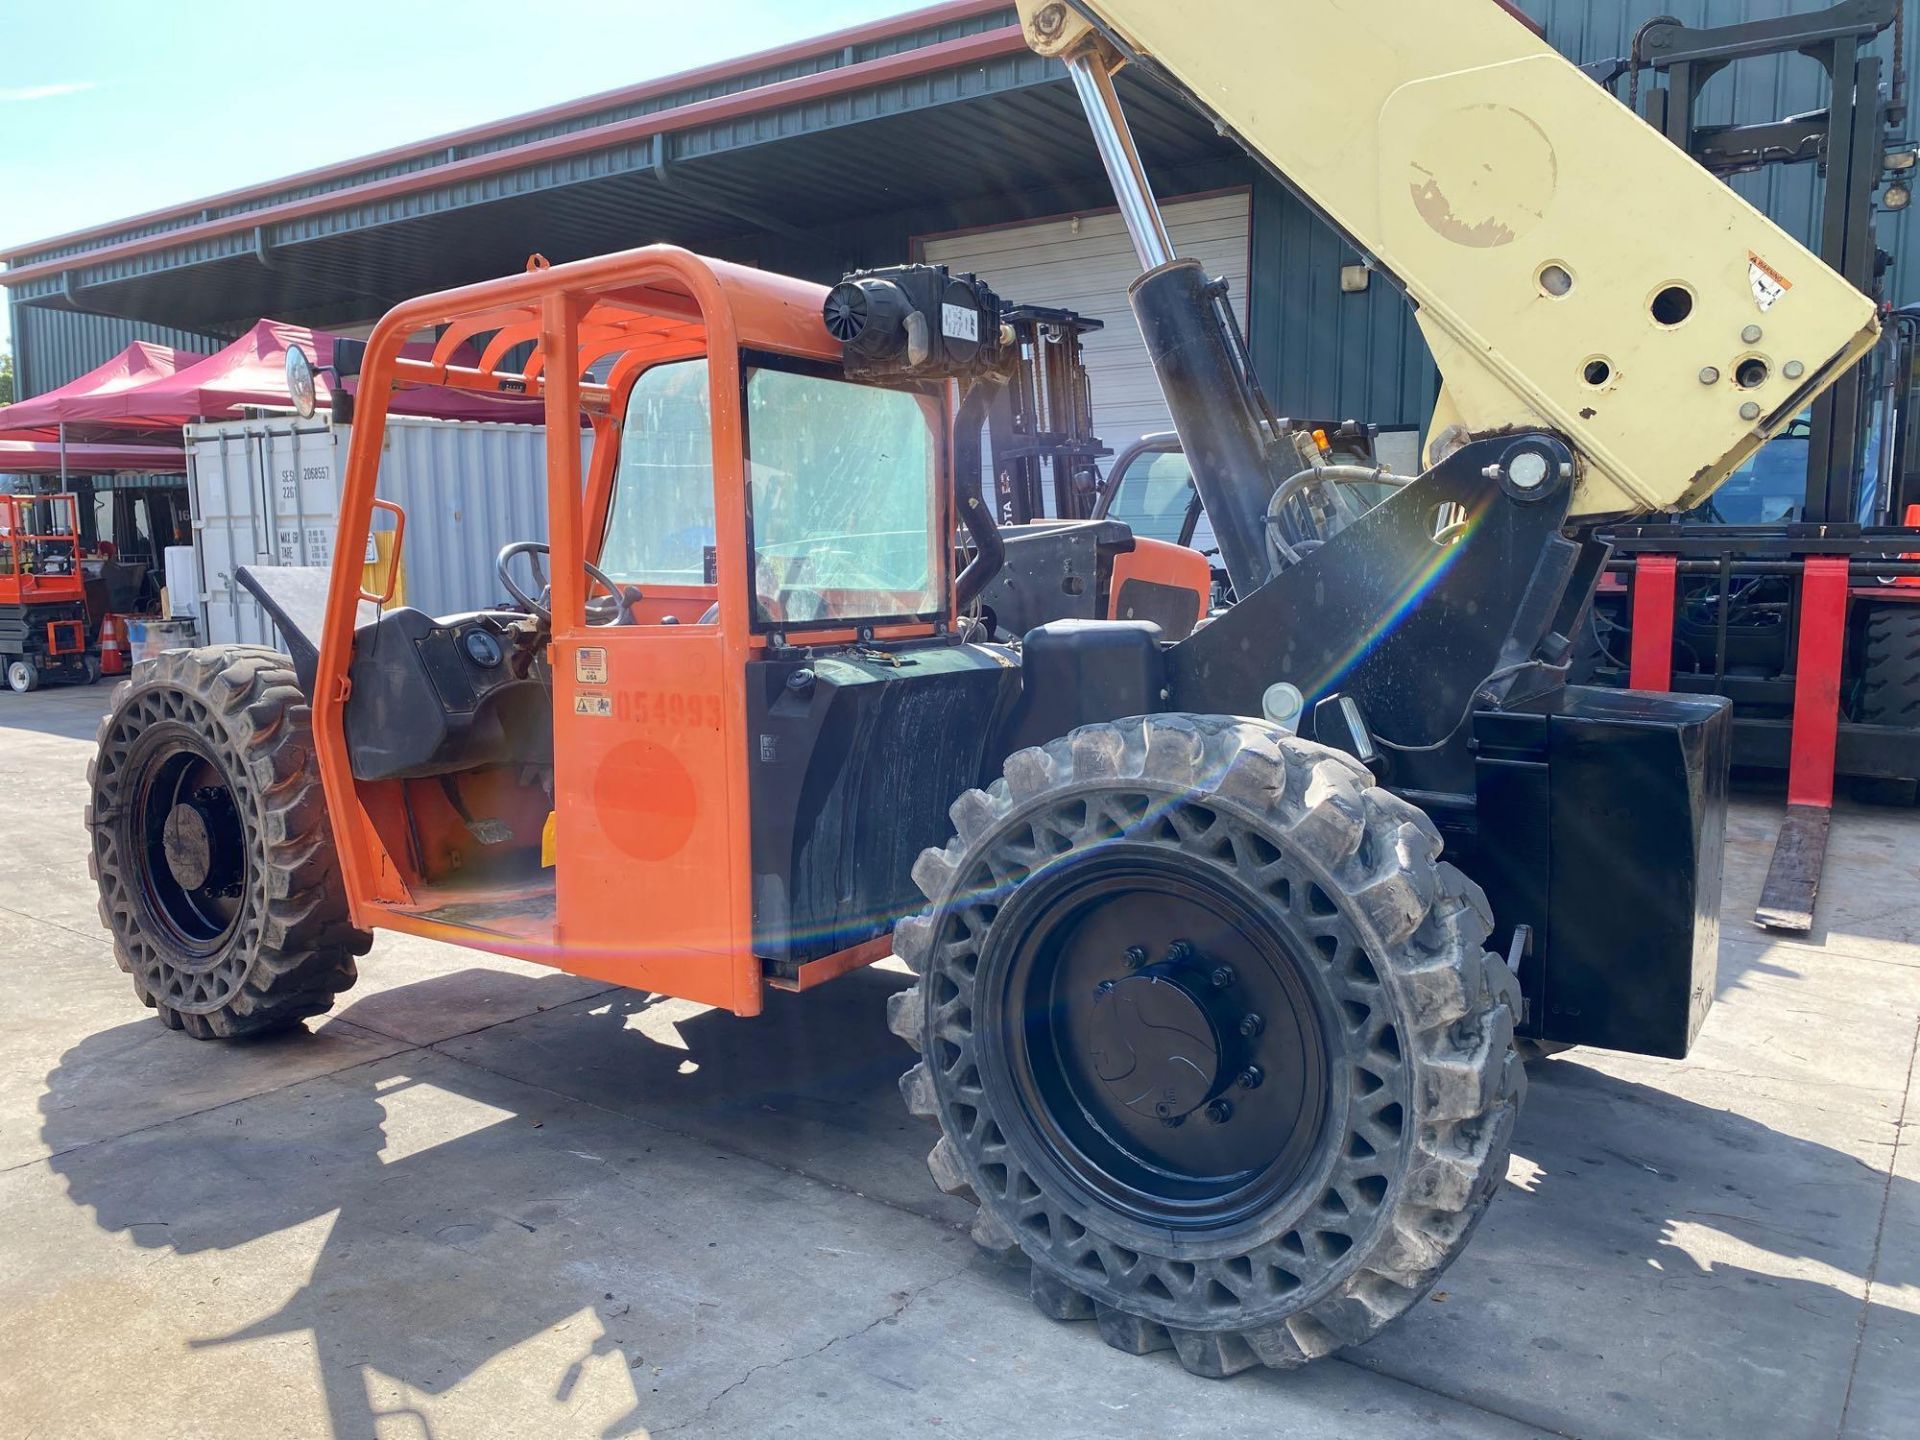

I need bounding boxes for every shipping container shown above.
[186,415,582,649]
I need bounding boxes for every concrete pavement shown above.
[1,681,1916,1439]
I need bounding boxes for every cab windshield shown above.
[1105,446,1200,547]
[745,362,942,627]
[600,356,944,627]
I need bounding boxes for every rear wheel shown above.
[891,715,1522,1376]
[86,646,370,1038]
[7,658,39,693]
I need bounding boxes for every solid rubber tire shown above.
[890,715,1524,1377]
[86,645,370,1038]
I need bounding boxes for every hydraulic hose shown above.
[1264,464,1413,569]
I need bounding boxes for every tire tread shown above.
[893,715,1523,1377]
[86,645,368,1038]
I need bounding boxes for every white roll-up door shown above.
[923,191,1251,489]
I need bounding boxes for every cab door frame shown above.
[543,286,762,1015]
[315,250,766,1015]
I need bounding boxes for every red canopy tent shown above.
[0,341,208,436]
[7,319,539,427]
[0,438,187,475]
[35,320,322,426]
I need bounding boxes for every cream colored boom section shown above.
[1018,0,1881,519]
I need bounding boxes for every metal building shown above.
[4,0,1915,456]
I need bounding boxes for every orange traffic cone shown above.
[98,613,128,676]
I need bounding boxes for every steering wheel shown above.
[496,541,634,627]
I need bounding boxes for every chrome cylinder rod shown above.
[1063,52,1175,271]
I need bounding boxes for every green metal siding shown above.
[1246,179,1439,429]
[9,304,219,401]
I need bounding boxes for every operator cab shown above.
[271,248,1037,1008]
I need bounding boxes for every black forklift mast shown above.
[985,304,1110,525]
[1611,0,1907,525]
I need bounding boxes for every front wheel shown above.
[890,715,1522,1377]
[7,658,39,693]
[86,646,370,1038]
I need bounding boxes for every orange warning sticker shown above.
[1748,252,1792,312]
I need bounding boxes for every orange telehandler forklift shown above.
[86,0,1880,1378]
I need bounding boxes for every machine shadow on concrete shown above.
[36,960,1917,1440]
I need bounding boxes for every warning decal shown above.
[941,302,979,342]
[1748,252,1792,313]
[574,693,613,718]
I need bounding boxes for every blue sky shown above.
[0,0,920,359]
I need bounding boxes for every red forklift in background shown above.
[0,493,96,693]
[1578,3,1920,930]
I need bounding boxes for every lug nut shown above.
[1123,945,1148,970]
[1238,1065,1264,1090]
[1164,939,1194,964]
[1205,1099,1234,1124]
[1240,1013,1265,1039]
[1095,980,1116,998]
[1209,965,1235,990]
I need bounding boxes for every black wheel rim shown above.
[995,847,1330,1230]
[130,728,250,962]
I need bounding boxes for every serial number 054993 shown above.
[600,689,724,731]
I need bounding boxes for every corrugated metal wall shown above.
[1246,181,1441,428]
[10,304,222,399]
[378,418,565,619]
[926,193,1252,489]
[1247,0,1917,430]
[186,414,575,648]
